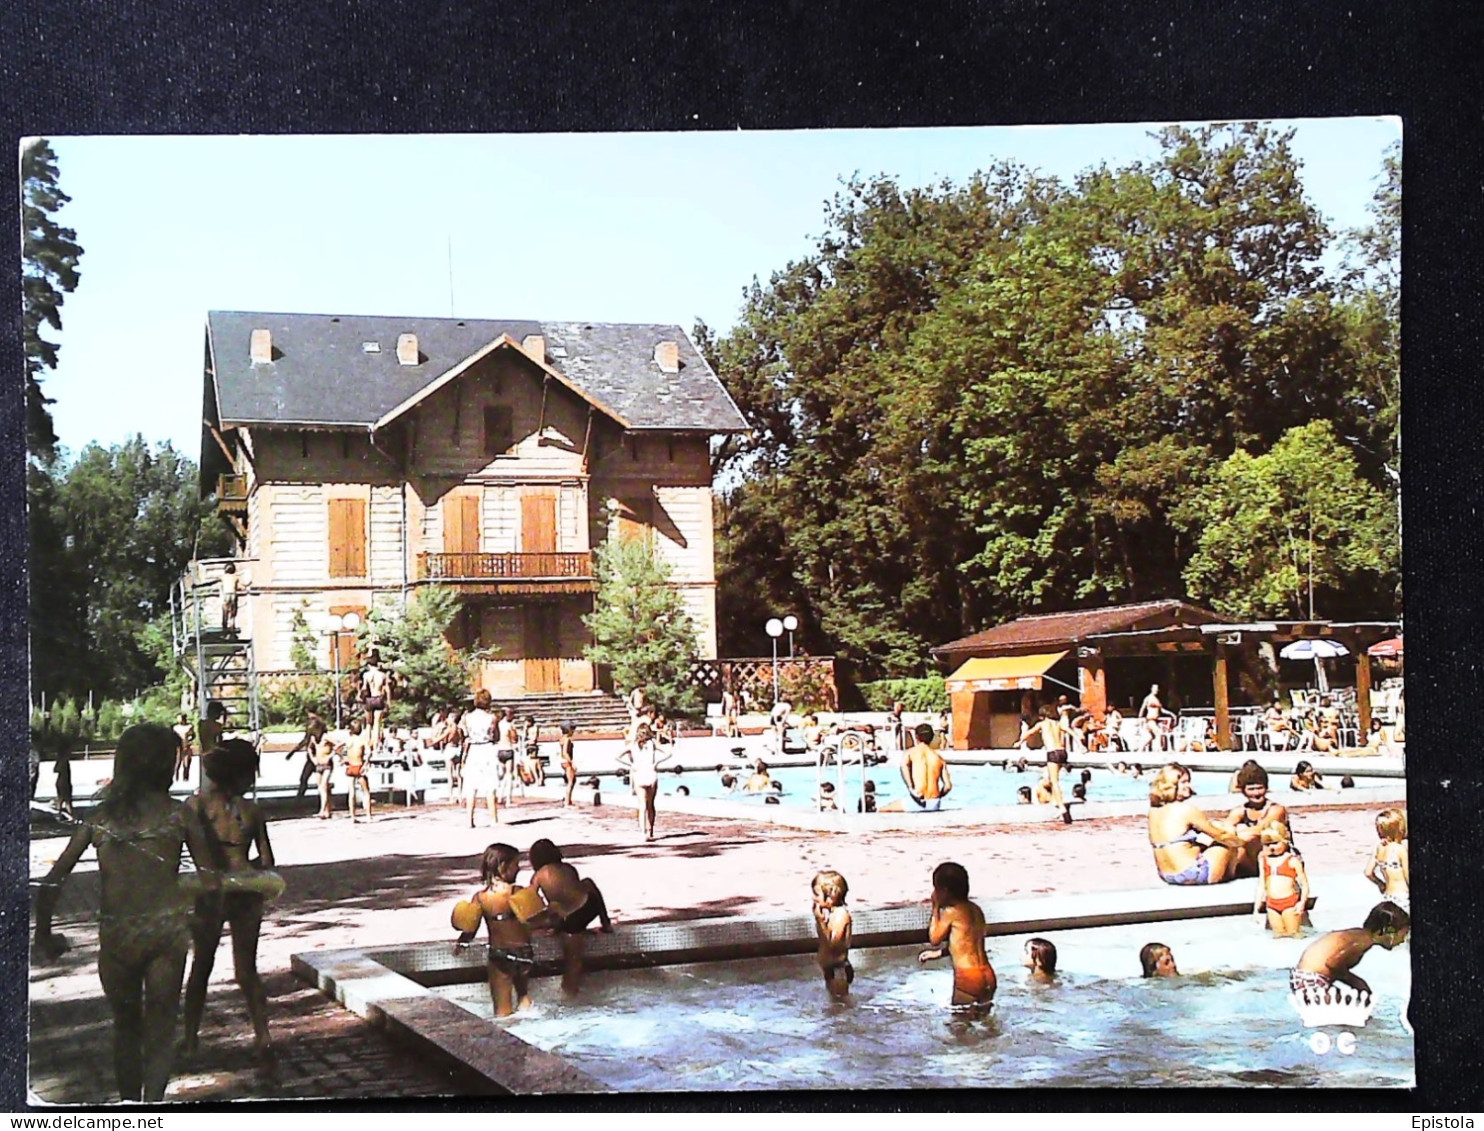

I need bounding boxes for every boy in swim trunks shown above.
[902,723,952,811]
[454,843,535,1017]
[1290,901,1409,1000]
[811,870,854,999]
[526,838,613,995]
[918,861,995,1009]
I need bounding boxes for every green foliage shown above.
[21,139,84,464]
[356,586,473,723]
[29,436,230,699]
[858,676,948,713]
[708,124,1401,677]
[1173,421,1400,619]
[583,537,702,719]
[260,673,336,726]
[777,662,835,713]
[289,602,319,671]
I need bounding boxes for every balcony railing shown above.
[217,473,249,513]
[417,551,594,582]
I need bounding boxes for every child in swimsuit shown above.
[918,861,995,1009]
[32,723,219,1102]
[1024,937,1058,984]
[180,739,281,1067]
[526,838,613,995]
[1290,901,1409,1001]
[1363,808,1409,911]
[559,720,578,807]
[1140,942,1179,977]
[1253,822,1310,937]
[811,870,854,999]
[454,843,536,1018]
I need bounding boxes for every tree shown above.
[707,124,1397,676]
[583,537,702,719]
[356,586,472,725]
[1174,421,1399,620]
[30,437,229,700]
[289,602,319,671]
[21,139,84,464]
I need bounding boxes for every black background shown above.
[1,0,1479,1114]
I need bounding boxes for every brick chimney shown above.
[654,339,679,374]
[522,334,546,364]
[397,333,419,366]
[249,328,272,364]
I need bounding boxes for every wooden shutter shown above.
[521,490,558,554]
[443,494,481,554]
[328,498,366,578]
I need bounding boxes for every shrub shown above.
[858,675,948,713]
[260,673,336,726]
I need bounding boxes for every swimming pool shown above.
[431,884,1411,1091]
[669,764,1383,813]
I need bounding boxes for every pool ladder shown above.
[815,731,872,814]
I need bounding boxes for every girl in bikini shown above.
[559,720,578,807]
[1363,808,1409,911]
[452,843,536,1017]
[180,739,282,1067]
[32,724,218,1102]
[1253,822,1310,937]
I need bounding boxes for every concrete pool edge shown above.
[291,882,1321,1096]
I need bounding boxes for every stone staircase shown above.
[488,691,632,735]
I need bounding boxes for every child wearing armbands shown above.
[811,870,853,999]
[451,843,544,1017]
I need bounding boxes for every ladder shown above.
[171,575,260,733]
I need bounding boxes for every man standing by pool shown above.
[902,723,952,811]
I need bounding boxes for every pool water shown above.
[435,881,1412,1091]
[668,765,1364,812]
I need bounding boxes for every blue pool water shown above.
[664,764,1352,812]
[437,880,1412,1091]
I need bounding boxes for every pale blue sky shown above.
[40,118,1399,460]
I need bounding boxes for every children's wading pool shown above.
[432,891,1412,1091]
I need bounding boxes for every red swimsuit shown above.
[1263,852,1302,912]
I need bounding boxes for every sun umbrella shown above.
[1368,636,1403,658]
[1279,639,1348,694]
[1278,639,1350,660]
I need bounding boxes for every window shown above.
[327,497,367,577]
[484,405,514,457]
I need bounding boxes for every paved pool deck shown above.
[26,736,1404,1107]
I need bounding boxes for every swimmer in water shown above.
[453,843,535,1018]
[1024,937,1058,983]
[1140,942,1179,977]
[811,870,854,999]
[1290,902,1409,1001]
[918,861,995,1009]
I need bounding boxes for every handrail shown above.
[416,551,594,580]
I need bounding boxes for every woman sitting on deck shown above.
[1147,764,1243,886]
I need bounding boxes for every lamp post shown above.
[765,618,784,706]
[783,614,798,659]
[323,611,362,728]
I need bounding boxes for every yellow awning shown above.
[945,651,1069,693]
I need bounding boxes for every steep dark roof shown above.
[932,600,1224,658]
[205,311,749,433]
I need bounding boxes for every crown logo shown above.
[1287,984,1376,1028]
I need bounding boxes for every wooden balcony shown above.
[416,551,596,595]
[216,473,249,513]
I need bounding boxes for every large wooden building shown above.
[197,311,747,695]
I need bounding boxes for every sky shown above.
[37,118,1400,460]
